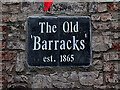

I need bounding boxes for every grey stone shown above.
[92,22,110,30]
[15,75,28,83]
[51,2,87,15]
[103,62,113,71]
[94,73,103,85]
[91,14,100,21]
[32,74,52,88]
[93,60,103,70]
[63,72,69,78]
[98,4,107,12]
[92,36,110,52]
[104,52,120,61]
[50,73,67,82]
[7,41,25,50]
[89,2,98,13]
[78,71,99,86]
[93,53,102,59]
[8,32,21,41]
[69,71,78,81]
[21,2,34,14]
[53,82,75,88]
[105,73,119,83]
[16,52,25,72]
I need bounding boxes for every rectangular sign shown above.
[27,16,91,67]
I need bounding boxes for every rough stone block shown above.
[0,41,6,49]
[98,3,107,12]
[0,5,9,12]
[93,53,102,59]
[93,60,103,70]
[21,2,34,14]
[92,36,110,52]
[91,14,100,21]
[32,74,52,88]
[105,73,119,83]
[9,4,20,13]
[0,63,5,72]
[7,41,25,50]
[104,52,120,61]
[0,51,17,60]
[5,62,15,73]
[92,22,110,30]
[89,2,98,13]
[15,75,28,83]
[8,32,20,41]
[16,52,25,72]
[114,63,120,72]
[2,14,11,22]
[0,32,7,41]
[78,71,103,86]
[51,2,87,15]
[104,62,114,71]
[69,71,78,81]
[100,13,112,21]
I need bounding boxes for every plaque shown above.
[27,16,91,67]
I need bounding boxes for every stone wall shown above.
[0,1,120,89]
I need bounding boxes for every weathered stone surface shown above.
[69,71,78,81]
[51,2,87,15]
[92,22,110,30]
[9,14,18,22]
[7,41,25,50]
[0,63,5,72]
[92,36,110,52]
[8,32,20,41]
[20,32,26,40]
[6,74,14,83]
[94,73,103,85]
[0,32,7,40]
[93,60,103,70]
[17,14,27,21]
[105,73,119,83]
[89,2,98,13]
[8,30,25,41]
[0,5,9,12]
[50,72,75,88]
[0,41,6,49]
[100,13,112,21]
[2,14,17,22]
[53,82,74,88]
[113,32,120,39]
[15,75,28,83]
[63,72,69,78]
[50,73,67,82]
[21,2,34,14]
[78,71,103,86]
[91,13,114,21]
[15,52,25,72]
[94,85,106,89]
[0,51,17,60]
[5,62,15,73]
[9,4,20,13]
[98,4,107,12]
[104,62,114,71]
[33,2,43,13]
[104,52,120,61]
[91,14,100,21]
[93,53,102,59]
[114,63,120,72]
[32,74,52,88]
[111,21,119,29]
